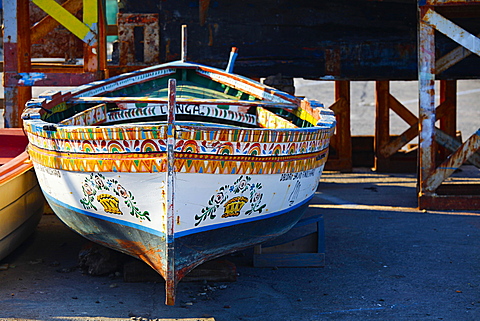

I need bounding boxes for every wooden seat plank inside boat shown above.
[105,68,258,102]
[137,81,254,101]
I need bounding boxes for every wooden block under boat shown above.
[124,259,237,283]
[253,212,325,268]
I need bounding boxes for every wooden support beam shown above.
[381,124,418,159]
[98,0,108,77]
[325,81,352,172]
[32,0,97,45]
[3,0,32,128]
[425,130,480,192]
[83,0,98,29]
[438,80,457,161]
[389,94,417,126]
[30,0,83,44]
[424,9,480,57]
[374,81,390,171]
[381,95,451,159]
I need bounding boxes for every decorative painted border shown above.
[24,121,169,141]
[257,107,298,129]
[25,122,333,157]
[24,120,333,143]
[26,133,330,157]
[196,68,298,105]
[106,104,257,126]
[60,103,107,126]
[73,68,176,98]
[28,144,329,174]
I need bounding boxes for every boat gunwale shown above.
[24,120,335,149]
[71,61,300,105]
[22,61,311,124]
[69,96,297,109]
[27,142,329,162]
[0,152,34,187]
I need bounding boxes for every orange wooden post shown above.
[3,0,32,128]
[374,81,390,172]
[16,0,33,127]
[98,0,108,78]
[325,81,352,172]
[438,80,457,162]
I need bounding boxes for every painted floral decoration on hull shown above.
[80,173,151,221]
[195,175,266,226]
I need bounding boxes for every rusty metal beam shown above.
[379,92,419,159]
[117,13,160,66]
[425,0,480,6]
[419,194,480,210]
[4,72,98,87]
[439,80,457,137]
[424,130,480,192]
[382,125,418,159]
[418,3,480,210]
[435,34,480,74]
[418,7,437,197]
[435,128,480,167]
[30,0,83,44]
[424,9,480,56]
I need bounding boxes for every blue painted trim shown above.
[43,193,164,237]
[174,195,314,238]
[44,192,313,240]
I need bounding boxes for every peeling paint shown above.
[18,72,47,86]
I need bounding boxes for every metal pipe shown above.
[181,25,187,62]
[225,47,238,73]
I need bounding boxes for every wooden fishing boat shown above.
[21,56,335,304]
[0,128,44,261]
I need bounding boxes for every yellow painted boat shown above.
[0,128,44,261]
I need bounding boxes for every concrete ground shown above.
[1,166,480,321]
